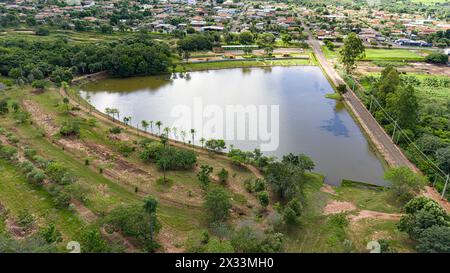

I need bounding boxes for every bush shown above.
[26,168,46,186]
[109,126,122,134]
[217,168,229,185]
[424,53,448,64]
[116,142,135,157]
[39,224,62,244]
[59,120,80,137]
[76,227,110,253]
[140,143,197,170]
[384,167,427,204]
[0,144,17,161]
[337,84,347,94]
[204,188,231,223]
[417,225,450,253]
[398,197,449,240]
[54,190,71,208]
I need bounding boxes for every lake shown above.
[80,66,387,186]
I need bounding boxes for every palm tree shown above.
[163,127,170,136]
[200,137,206,149]
[141,120,149,132]
[172,127,178,140]
[190,129,196,146]
[105,107,112,119]
[180,130,187,144]
[155,121,162,135]
[123,116,130,125]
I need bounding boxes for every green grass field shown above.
[363,49,425,61]
[178,58,312,72]
[321,46,426,62]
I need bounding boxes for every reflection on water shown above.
[81,66,387,186]
[321,112,349,137]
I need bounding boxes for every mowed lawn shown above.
[321,47,425,62]
[363,49,424,61]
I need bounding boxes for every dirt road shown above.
[307,35,417,171]
[306,33,450,212]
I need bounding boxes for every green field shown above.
[363,49,425,61]
[321,46,427,62]
[177,58,312,72]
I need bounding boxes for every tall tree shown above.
[339,32,365,73]
[386,85,419,131]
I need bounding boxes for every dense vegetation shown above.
[360,67,450,199]
[0,34,172,85]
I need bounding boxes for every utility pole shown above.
[441,174,449,200]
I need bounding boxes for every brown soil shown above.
[349,210,402,222]
[320,184,337,195]
[323,200,357,215]
[5,217,37,239]
[22,100,59,136]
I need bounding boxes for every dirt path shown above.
[307,34,417,172]
[323,199,402,222]
[323,200,357,215]
[349,210,402,222]
[305,31,450,213]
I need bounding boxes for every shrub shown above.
[54,190,71,208]
[204,188,231,223]
[17,209,35,231]
[19,160,35,173]
[59,120,80,137]
[39,224,62,244]
[337,84,347,94]
[76,227,110,253]
[417,225,450,253]
[26,168,46,186]
[116,142,135,157]
[253,178,266,192]
[217,168,229,185]
[109,126,122,134]
[24,147,37,159]
[140,143,197,170]
[424,53,448,64]
[0,145,17,161]
[384,167,427,204]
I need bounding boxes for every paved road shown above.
[306,32,417,171]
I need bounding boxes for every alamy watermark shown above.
[170,97,280,151]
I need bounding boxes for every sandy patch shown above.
[22,100,59,136]
[321,184,337,195]
[323,200,357,215]
[349,210,402,222]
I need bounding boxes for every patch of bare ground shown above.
[22,100,59,136]
[320,184,337,195]
[71,200,97,223]
[349,210,402,222]
[157,226,185,253]
[356,62,450,77]
[5,216,37,239]
[323,200,357,215]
